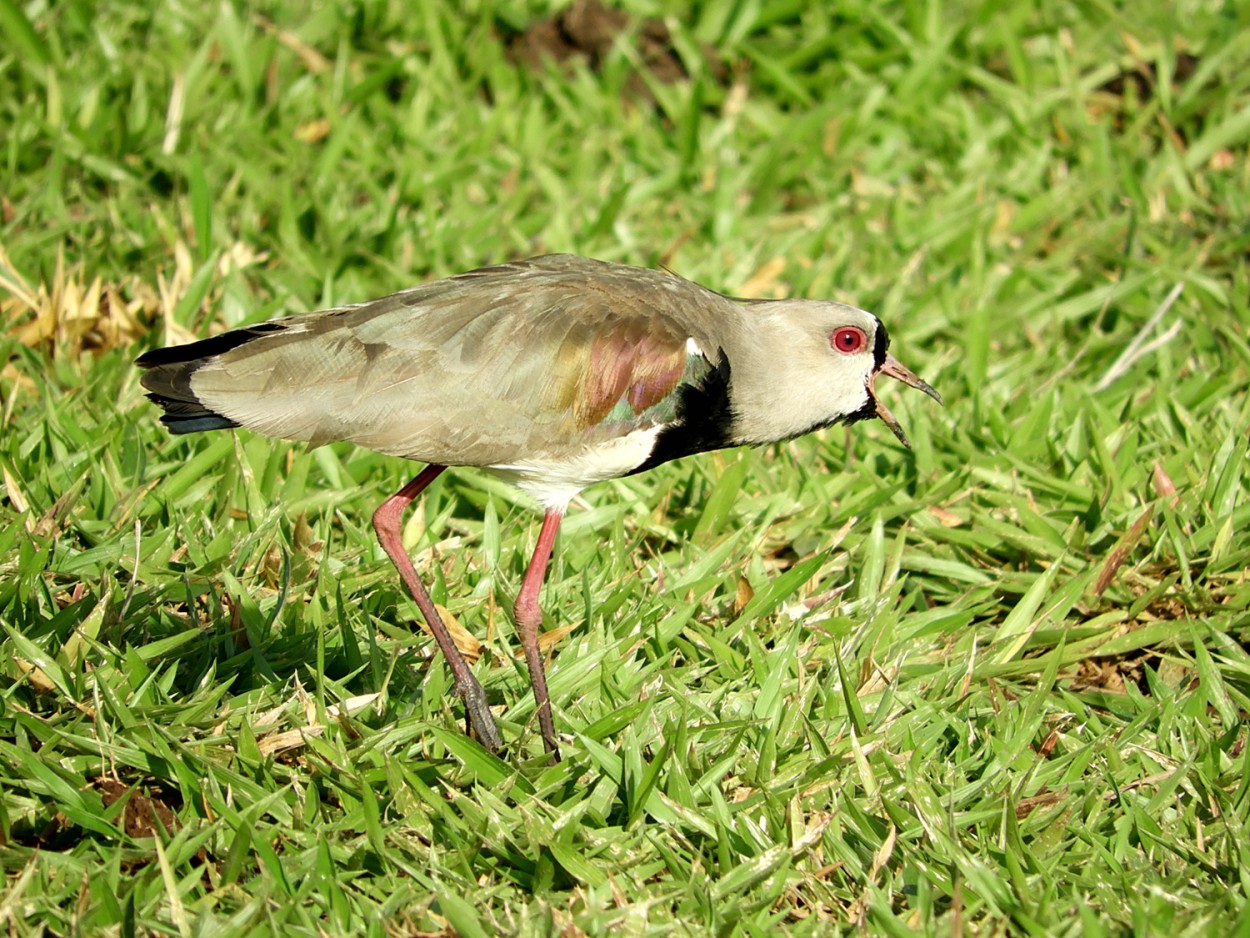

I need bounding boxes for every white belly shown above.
[484,427,664,510]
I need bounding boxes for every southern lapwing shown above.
[137,254,941,759]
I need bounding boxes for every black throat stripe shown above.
[631,353,735,474]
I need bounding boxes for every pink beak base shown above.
[869,353,943,448]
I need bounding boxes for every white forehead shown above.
[759,299,881,339]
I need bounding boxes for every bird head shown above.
[726,301,941,447]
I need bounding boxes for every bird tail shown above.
[135,342,240,435]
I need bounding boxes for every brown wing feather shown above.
[575,323,688,427]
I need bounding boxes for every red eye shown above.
[832,327,867,354]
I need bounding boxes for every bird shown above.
[136,254,941,759]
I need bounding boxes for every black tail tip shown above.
[159,413,240,435]
[143,392,239,435]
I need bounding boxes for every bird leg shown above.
[372,465,504,753]
[514,509,565,760]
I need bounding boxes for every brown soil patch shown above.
[1097,51,1199,103]
[96,776,180,838]
[1070,656,1144,695]
[1088,50,1202,142]
[504,0,723,95]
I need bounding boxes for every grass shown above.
[2,0,1249,933]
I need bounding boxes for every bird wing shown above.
[171,257,726,466]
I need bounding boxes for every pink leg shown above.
[514,509,564,759]
[372,465,503,753]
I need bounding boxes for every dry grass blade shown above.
[1093,506,1157,597]
[1093,282,1185,391]
[1,243,156,354]
[430,604,483,662]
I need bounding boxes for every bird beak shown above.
[869,353,943,448]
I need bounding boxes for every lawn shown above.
[2,0,1248,934]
